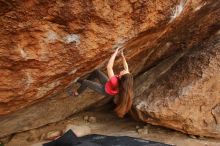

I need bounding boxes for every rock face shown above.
[132,34,220,138]
[0,0,220,138]
[0,0,181,115]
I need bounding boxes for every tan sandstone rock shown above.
[132,34,220,138]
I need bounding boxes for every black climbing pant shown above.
[77,69,109,95]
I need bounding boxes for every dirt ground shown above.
[3,105,220,146]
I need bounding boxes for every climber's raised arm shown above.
[121,51,129,72]
[107,48,119,78]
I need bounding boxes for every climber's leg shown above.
[94,69,108,85]
[76,80,88,95]
[77,80,106,95]
[73,69,108,96]
[72,71,97,96]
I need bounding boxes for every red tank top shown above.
[105,75,119,96]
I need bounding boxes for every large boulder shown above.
[132,33,220,138]
[0,0,180,115]
[0,0,219,138]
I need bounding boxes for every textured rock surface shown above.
[0,0,180,115]
[0,0,220,138]
[132,33,220,138]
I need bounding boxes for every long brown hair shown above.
[114,73,134,118]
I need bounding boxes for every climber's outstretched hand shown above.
[114,47,120,54]
[121,50,125,57]
[121,50,129,72]
[117,47,125,57]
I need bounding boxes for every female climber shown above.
[74,48,134,118]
